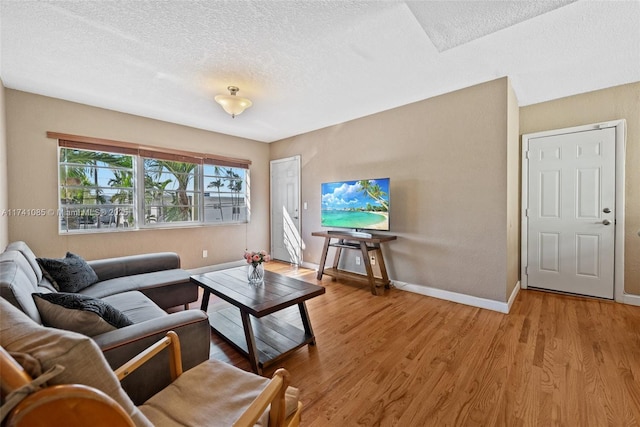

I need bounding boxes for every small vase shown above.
[247,263,264,285]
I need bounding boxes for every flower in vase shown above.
[244,250,271,267]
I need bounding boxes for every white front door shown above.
[270,156,301,264]
[526,127,616,299]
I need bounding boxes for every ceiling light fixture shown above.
[214,86,252,118]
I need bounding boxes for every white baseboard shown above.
[188,260,246,275]
[190,261,635,312]
[394,280,519,314]
[623,292,640,306]
[302,261,518,314]
[300,261,319,270]
[190,260,320,275]
[507,281,521,312]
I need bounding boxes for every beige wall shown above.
[0,79,8,249]
[5,90,270,269]
[271,77,518,303]
[7,78,634,302]
[520,81,640,295]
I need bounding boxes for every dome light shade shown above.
[215,86,252,118]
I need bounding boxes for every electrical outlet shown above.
[202,250,208,258]
[370,256,376,265]
[355,256,361,265]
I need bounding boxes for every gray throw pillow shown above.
[36,252,99,293]
[33,292,133,337]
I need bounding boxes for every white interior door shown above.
[526,127,616,298]
[270,156,301,264]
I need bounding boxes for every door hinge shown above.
[525,151,530,159]
[525,266,528,275]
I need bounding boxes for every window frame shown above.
[202,163,249,224]
[51,132,251,234]
[141,155,202,227]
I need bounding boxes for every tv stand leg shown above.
[376,245,391,288]
[316,237,331,280]
[360,242,379,295]
[332,240,343,269]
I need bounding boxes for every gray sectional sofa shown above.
[0,241,211,404]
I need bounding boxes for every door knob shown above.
[603,219,611,225]
[603,208,611,213]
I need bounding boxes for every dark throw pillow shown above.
[39,267,61,291]
[36,252,99,293]
[32,293,133,337]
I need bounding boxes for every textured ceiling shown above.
[1,1,639,143]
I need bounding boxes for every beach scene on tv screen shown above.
[321,178,389,230]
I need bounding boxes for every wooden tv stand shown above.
[312,231,397,295]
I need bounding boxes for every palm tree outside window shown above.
[57,144,250,233]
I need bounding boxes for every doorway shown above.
[270,156,302,264]
[521,120,626,300]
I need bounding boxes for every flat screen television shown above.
[321,178,390,231]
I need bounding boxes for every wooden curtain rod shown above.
[46,131,252,167]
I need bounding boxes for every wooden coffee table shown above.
[191,267,325,374]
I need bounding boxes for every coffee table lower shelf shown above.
[209,305,314,372]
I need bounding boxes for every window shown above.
[54,134,250,233]
[203,164,248,223]
[59,148,135,232]
[143,158,200,225]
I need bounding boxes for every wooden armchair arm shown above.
[233,368,290,427]
[114,330,182,382]
[0,346,32,400]
[114,332,300,427]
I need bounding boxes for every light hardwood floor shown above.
[192,262,640,426]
